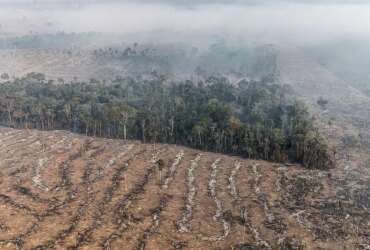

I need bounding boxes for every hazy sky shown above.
[0,1,369,46]
[1,0,370,3]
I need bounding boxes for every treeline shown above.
[0,75,334,169]
[93,42,277,80]
[0,32,97,49]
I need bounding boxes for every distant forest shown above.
[0,33,277,81]
[0,33,97,50]
[0,73,334,169]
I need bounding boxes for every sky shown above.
[0,0,369,3]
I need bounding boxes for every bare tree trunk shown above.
[7,107,12,125]
[141,119,146,142]
[123,123,127,140]
[94,121,97,137]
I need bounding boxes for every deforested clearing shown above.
[0,127,368,250]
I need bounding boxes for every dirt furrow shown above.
[239,206,272,249]
[32,158,50,192]
[135,195,171,250]
[132,150,187,250]
[201,158,231,242]
[28,146,110,249]
[0,194,40,220]
[162,150,185,189]
[0,139,91,249]
[100,147,167,250]
[66,146,148,249]
[177,154,202,233]
[13,186,54,204]
[1,142,98,249]
[231,163,272,249]
[139,151,197,250]
[228,161,242,202]
[252,164,275,224]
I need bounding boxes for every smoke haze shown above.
[0,1,369,46]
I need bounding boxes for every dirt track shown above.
[0,127,368,250]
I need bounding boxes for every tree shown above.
[317,97,329,110]
[1,73,9,80]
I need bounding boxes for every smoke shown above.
[0,1,369,46]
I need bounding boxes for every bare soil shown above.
[0,127,368,250]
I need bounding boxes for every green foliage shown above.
[0,75,334,169]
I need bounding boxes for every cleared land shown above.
[0,127,368,250]
[277,46,370,211]
[0,49,127,82]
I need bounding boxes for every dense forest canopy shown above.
[0,73,334,169]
